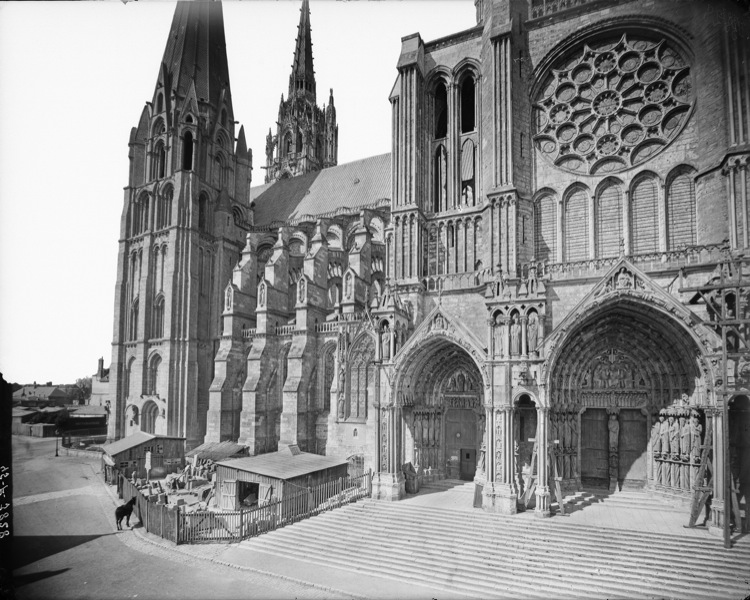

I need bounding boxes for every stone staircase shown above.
[555,488,682,513]
[239,484,750,599]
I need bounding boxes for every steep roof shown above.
[218,447,348,481]
[250,153,391,227]
[159,1,232,111]
[101,431,185,458]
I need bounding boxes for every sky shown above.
[0,0,476,385]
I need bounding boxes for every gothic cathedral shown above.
[109,0,750,525]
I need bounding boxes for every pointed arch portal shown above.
[395,336,485,481]
[547,296,706,491]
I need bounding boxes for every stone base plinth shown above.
[371,472,405,501]
[535,486,551,518]
[481,483,518,515]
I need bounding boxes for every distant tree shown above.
[75,377,92,403]
[55,408,71,431]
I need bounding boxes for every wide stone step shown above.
[360,500,750,558]
[240,502,750,599]
[257,515,733,599]
[308,504,747,590]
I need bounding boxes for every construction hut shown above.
[100,431,185,480]
[215,445,349,510]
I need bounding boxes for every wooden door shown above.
[581,409,608,486]
[445,409,477,479]
[220,479,237,510]
[618,409,647,488]
[460,448,477,481]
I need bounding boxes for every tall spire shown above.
[158,1,233,113]
[288,0,316,101]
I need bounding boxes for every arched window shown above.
[296,129,303,154]
[595,181,623,258]
[666,167,696,250]
[434,81,448,139]
[198,194,209,232]
[182,131,193,171]
[460,139,475,205]
[564,186,589,262]
[152,295,165,339]
[460,75,475,133]
[347,336,375,420]
[434,145,447,212]
[130,198,142,237]
[220,108,227,127]
[631,176,659,254]
[148,355,162,395]
[155,142,166,179]
[214,154,224,187]
[156,187,172,230]
[129,298,139,341]
[156,93,163,114]
[534,194,557,262]
[284,132,293,157]
[126,357,136,399]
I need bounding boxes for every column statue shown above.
[608,413,620,487]
[527,312,539,354]
[679,409,691,491]
[650,411,661,483]
[381,324,391,361]
[493,314,504,357]
[690,410,703,488]
[658,409,669,486]
[668,407,680,488]
[562,411,573,478]
[510,316,521,355]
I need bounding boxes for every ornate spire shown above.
[288,0,316,101]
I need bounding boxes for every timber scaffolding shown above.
[681,254,750,549]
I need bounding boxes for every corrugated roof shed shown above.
[218,448,348,481]
[101,431,185,457]
[186,440,248,461]
[250,153,391,227]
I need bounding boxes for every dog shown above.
[115,497,137,530]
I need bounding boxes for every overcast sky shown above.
[0,0,474,385]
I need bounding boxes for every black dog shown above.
[116,497,137,530]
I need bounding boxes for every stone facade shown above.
[109,0,750,525]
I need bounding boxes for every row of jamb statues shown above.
[650,406,704,491]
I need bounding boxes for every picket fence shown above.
[113,468,372,544]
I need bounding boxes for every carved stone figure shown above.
[225,286,233,312]
[381,324,391,360]
[510,316,521,355]
[344,273,353,300]
[669,411,680,459]
[690,411,703,462]
[659,409,670,457]
[650,415,662,455]
[527,312,539,354]
[608,413,620,454]
[298,277,306,304]
[679,413,691,462]
[258,282,266,307]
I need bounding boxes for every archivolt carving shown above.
[534,33,692,175]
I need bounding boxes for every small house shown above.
[214,445,349,510]
[100,431,185,479]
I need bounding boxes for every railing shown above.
[108,467,372,545]
[422,268,494,292]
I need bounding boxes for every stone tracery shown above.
[534,33,693,175]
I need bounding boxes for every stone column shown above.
[520,315,528,358]
[709,407,725,531]
[482,406,517,514]
[535,406,551,517]
[371,387,405,501]
[608,410,620,493]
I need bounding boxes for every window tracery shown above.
[534,33,693,175]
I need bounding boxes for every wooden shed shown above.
[101,431,185,479]
[215,445,349,510]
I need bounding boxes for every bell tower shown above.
[108,1,252,449]
[264,0,338,182]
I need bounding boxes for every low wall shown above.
[61,447,104,459]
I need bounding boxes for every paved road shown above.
[12,437,346,600]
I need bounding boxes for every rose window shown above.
[533,34,693,175]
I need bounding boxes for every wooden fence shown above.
[111,468,372,544]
